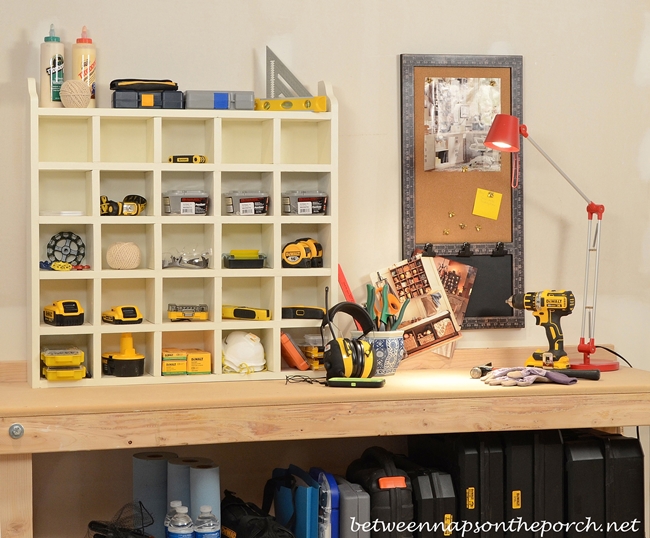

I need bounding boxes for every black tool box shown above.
[503,431,534,538]
[533,430,564,538]
[564,434,605,538]
[393,455,456,538]
[408,434,479,528]
[587,431,644,538]
[479,433,504,538]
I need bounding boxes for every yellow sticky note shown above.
[472,188,502,220]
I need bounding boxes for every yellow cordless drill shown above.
[506,290,575,369]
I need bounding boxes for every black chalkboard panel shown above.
[445,254,513,320]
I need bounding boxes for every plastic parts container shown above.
[281,190,328,215]
[223,191,269,216]
[163,190,210,215]
[41,365,86,381]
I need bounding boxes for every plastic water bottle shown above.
[168,505,195,537]
[165,500,183,537]
[194,505,220,538]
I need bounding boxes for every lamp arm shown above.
[525,134,592,205]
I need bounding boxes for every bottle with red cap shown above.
[72,26,96,107]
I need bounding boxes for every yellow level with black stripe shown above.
[255,96,327,112]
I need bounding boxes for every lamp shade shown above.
[484,114,521,152]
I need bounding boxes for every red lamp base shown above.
[570,359,619,372]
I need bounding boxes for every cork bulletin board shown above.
[400,55,524,329]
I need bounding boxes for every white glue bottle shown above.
[39,24,64,107]
[72,26,96,107]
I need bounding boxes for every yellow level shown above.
[255,96,327,112]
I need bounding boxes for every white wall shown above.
[3,0,650,370]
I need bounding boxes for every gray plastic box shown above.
[184,90,255,110]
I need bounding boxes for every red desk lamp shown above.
[484,114,617,371]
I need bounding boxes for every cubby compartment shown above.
[220,171,274,216]
[221,119,274,164]
[100,331,155,379]
[100,117,154,163]
[39,224,93,269]
[99,170,154,217]
[221,276,275,322]
[280,119,331,165]
[161,170,215,217]
[40,278,94,327]
[281,275,330,318]
[162,223,216,270]
[100,277,155,325]
[280,171,331,210]
[161,118,215,164]
[39,116,92,162]
[281,223,332,269]
[162,276,216,324]
[222,223,274,269]
[221,327,275,374]
[101,223,154,271]
[39,170,92,216]
[161,329,217,376]
[39,332,94,382]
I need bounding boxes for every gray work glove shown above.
[481,367,577,387]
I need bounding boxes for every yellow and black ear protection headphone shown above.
[321,288,376,380]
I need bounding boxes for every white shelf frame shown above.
[29,78,338,388]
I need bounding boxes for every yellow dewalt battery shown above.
[186,349,211,374]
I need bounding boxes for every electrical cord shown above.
[285,375,327,386]
[595,345,634,368]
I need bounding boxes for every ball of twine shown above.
[60,80,91,108]
[107,242,141,270]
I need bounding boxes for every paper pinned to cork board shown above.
[472,188,503,220]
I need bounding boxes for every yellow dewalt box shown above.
[186,349,211,374]
[162,348,187,375]
[162,360,187,375]
[40,345,85,367]
[162,348,187,360]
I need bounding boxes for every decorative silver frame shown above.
[400,54,524,329]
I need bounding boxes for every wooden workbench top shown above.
[0,364,647,417]
[2,354,650,455]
